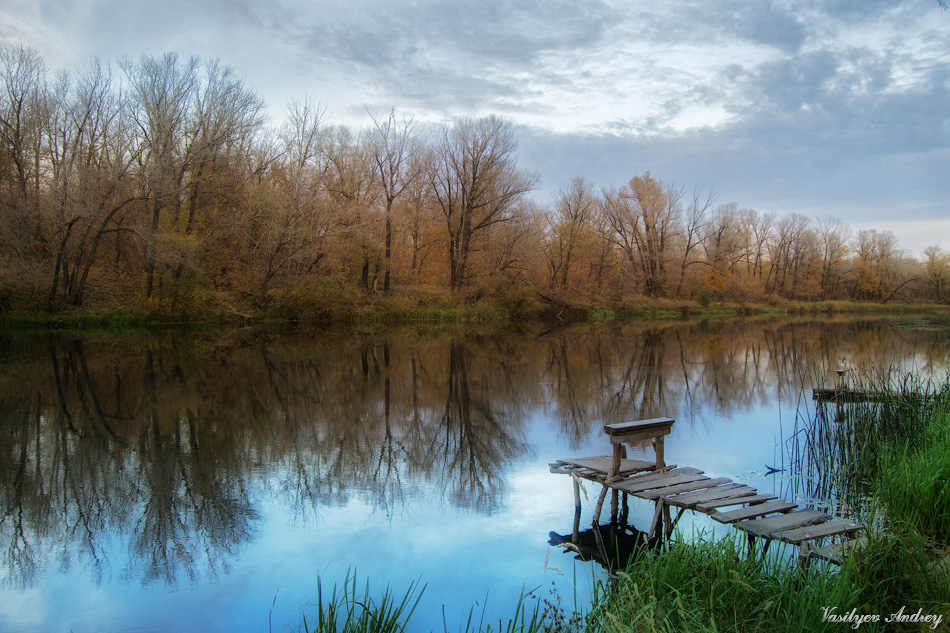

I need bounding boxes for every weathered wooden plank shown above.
[711,500,797,524]
[614,472,708,494]
[665,483,749,507]
[810,536,868,565]
[638,477,733,500]
[694,493,778,511]
[614,466,701,486]
[777,519,863,545]
[554,456,656,475]
[737,510,829,539]
[605,418,674,435]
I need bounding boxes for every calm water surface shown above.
[0,317,947,632]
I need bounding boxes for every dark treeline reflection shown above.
[0,317,946,590]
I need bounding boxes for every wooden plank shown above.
[777,519,863,545]
[616,466,701,485]
[737,510,829,539]
[638,477,733,500]
[810,536,868,565]
[665,483,749,507]
[604,418,674,435]
[554,456,656,475]
[695,493,778,511]
[711,500,797,524]
[614,472,708,494]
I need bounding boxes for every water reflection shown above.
[0,317,946,602]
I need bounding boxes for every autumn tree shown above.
[923,245,948,302]
[816,217,850,300]
[674,187,714,297]
[247,98,330,303]
[179,59,265,238]
[45,59,142,308]
[850,229,916,302]
[367,108,418,292]
[120,52,199,299]
[541,176,598,292]
[324,124,379,290]
[765,213,811,297]
[120,52,264,301]
[602,172,682,298]
[0,43,48,262]
[428,115,536,291]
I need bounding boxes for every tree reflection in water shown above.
[0,317,946,592]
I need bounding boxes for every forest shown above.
[2,44,948,320]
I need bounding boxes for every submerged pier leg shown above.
[572,477,582,543]
[620,492,629,529]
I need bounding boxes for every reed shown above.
[787,366,946,521]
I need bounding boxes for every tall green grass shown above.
[580,529,949,633]
[298,571,543,633]
[584,535,859,633]
[301,572,424,633]
[877,409,950,543]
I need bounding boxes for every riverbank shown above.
[2,287,948,331]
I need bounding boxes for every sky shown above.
[2,0,949,255]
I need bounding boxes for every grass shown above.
[297,571,543,633]
[877,409,950,543]
[580,529,950,633]
[300,572,424,633]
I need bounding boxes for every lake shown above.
[0,316,947,632]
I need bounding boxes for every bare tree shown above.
[816,217,850,300]
[675,187,714,296]
[249,98,330,303]
[923,245,948,302]
[46,59,143,308]
[181,59,265,237]
[0,43,49,260]
[120,52,200,298]
[366,108,418,292]
[602,172,683,298]
[324,124,379,290]
[428,115,536,291]
[541,176,597,291]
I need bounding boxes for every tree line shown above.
[1,44,947,316]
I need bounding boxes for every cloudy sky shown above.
[2,0,949,254]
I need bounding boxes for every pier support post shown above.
[572,477,581,543]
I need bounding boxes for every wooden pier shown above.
[550,417,864,567]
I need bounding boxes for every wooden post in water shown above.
[572,476,582,543]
